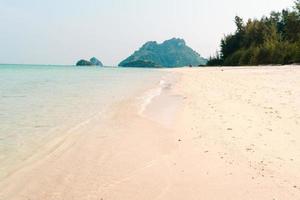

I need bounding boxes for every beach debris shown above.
[246,147,253,151]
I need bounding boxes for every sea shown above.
[0,64,167,179]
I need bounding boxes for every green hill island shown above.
[119,38,207,67]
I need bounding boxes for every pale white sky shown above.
[0,0,295,65]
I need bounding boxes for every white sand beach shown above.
[1,66,300,200]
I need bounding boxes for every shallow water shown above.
[0,64,166,179]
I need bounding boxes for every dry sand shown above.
[1,66,300,200]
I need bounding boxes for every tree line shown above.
[207,0,300,66]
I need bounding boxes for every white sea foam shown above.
[138,79,166,115]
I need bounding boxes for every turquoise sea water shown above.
[0,64,166,179]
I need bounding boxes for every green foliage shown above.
[76,59,93,66]
[296,0,300,12]
[119,60,158,68]
[76,57,103,66]
[90,57,103,66]
[207,51,223,66]
[207,1,300,66]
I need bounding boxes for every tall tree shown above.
[235,16,245,33]
[207,1,300,66]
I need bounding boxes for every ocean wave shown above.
[138,79,167,115]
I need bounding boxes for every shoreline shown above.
[1,66,300,199]
[0,67,167,182]
[0,70,182,200]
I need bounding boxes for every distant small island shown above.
[119,38,207,68]
[76,57,103,66]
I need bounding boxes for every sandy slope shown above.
[170,66,300,199]
[1,66,300,200]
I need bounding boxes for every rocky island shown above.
[76,57,103,66]
[119,38,207,67]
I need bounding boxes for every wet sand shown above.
[1,66,300,200]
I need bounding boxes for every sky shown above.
[0,0,295,65]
